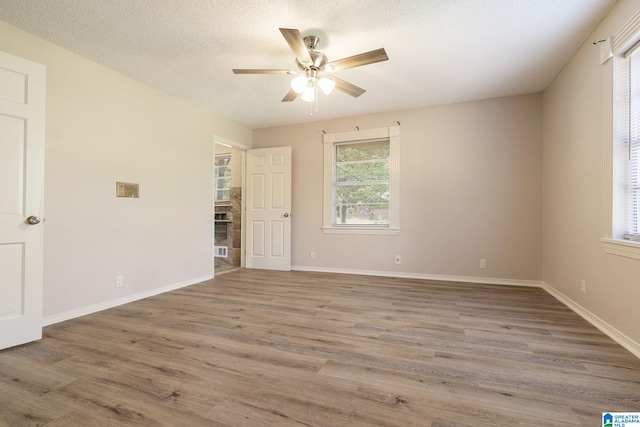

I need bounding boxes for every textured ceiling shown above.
[0,0,616,129]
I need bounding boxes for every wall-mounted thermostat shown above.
[116,182,139,198]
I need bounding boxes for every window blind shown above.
[628,50,640,236]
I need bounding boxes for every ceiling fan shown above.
[233,28,388,103]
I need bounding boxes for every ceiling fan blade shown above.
[329,48,388,71]
[282,88,300,102]
[279,28,312,65]
[233,69,292,74]
[329,77,366,98]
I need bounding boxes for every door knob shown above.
[284,213,290,217]
[26,216,40,225]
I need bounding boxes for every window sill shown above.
[601,238,640,260]
[322,226,400,236]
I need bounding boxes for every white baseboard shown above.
[542,282,640,360]
[42,274,213,327]
[291,265,542,287]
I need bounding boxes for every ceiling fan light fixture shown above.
[318,77,335,95]
[301,82,315,102]
[291,75,308,93]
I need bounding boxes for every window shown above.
[628,47,640,240]
[323,125,400,235]
[214,153,232,201]
[602,10,640,259]
[335,140,390,225]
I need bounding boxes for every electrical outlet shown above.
[581,280,586,295]
[310,251,316,260]
[115,275,123,288]
[395,255,401,265]
[480,259,487,269]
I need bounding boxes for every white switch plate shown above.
[115,275,123,288]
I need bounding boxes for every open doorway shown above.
[213,140,244,275]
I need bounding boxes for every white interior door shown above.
[245,146,291,271]
[0,51,46,350]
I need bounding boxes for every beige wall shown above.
[253,94,543,283]
[0,21,251,318]
[543,0,640,345]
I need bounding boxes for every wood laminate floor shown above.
[1,269,639,426]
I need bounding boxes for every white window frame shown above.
[214,153,232,202]
[602,10,640,260]
[322,125,400,235]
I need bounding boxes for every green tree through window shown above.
[335,139,390,224]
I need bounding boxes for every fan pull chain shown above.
[309,83,320,116]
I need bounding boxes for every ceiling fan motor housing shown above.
[295,36,328,71]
